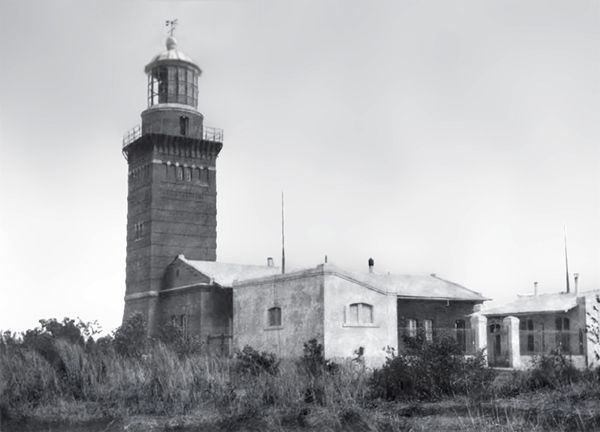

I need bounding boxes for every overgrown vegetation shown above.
[370,335,494,400]
[2,315,600,431]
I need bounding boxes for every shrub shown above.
[527,348,582,390]
[234,345,279,376]
[113,313,147,358]
[370,336,494,401]
[298,338,338,377]
[297,339,339,405]
[157,321,203,358]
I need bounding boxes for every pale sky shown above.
[1,0,599,333]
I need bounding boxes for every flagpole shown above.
[564,225,570,293]
[281,191,285,275]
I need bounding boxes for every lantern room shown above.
[145,36,201,109]
[137,35,206,141]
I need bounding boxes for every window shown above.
[179,314,188,337]
[134,222,144,240]
[455,319,466,353]
[267,307,281,327]
[177,166,184,181]
[519,318,535,353]
[406,319,417,338]
[555,317,571,353]
[180,116,189,135]
[346,303,374,325]
[423,319,433,342]
[184,167,192,182]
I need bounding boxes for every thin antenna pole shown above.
[281,192,285,275]
[564,225,570,293]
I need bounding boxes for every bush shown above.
[157,321,203,358]
[297,339,339,405]
[298,338,338,377]
[113,313,147,358]
[370,336,493,401]
[234,345,279,376]
[527,348,582,390]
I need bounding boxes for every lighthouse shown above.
[121,29,223,334]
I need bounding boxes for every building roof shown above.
[233,262,488,302]
[144,37,201,74]
[327,264,488,301]
[178,255,280,288]
[482,292,579,316]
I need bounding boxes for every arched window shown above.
[347,303,374,325]
[267,307,281,327]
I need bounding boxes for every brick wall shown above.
[123,133,222,334]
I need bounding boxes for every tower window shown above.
[134,222,144,240]
[180,116,189,136]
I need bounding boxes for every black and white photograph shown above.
[1,1,600,431]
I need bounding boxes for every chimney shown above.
[324,255,328,264]
[534,281,538,296]
[574,273,579,294]
[368,257,374,273]
[267,257,274,267]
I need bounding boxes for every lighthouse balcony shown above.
[122,124,223,156]
[123,124,223,148]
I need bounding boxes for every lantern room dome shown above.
[144,36,201,74]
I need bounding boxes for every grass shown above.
[2,322,600,431]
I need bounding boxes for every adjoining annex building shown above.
[121,34,489,365]
[481,281,600,369]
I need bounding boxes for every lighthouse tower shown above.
[122,32,223,333]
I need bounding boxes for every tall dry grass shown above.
[0,339,371,422]
[3,337,600,431]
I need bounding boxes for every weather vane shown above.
[165,19,178,37]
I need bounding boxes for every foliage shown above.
[370,336,493,401]
[157,320,203,357]
[298,338,338,377]
[587,293,600,362]
[527,348,582,390]
[113,313,148,358]
[297,339,340,405]
[234,345,280,376]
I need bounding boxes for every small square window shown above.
[267,307,281,327]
